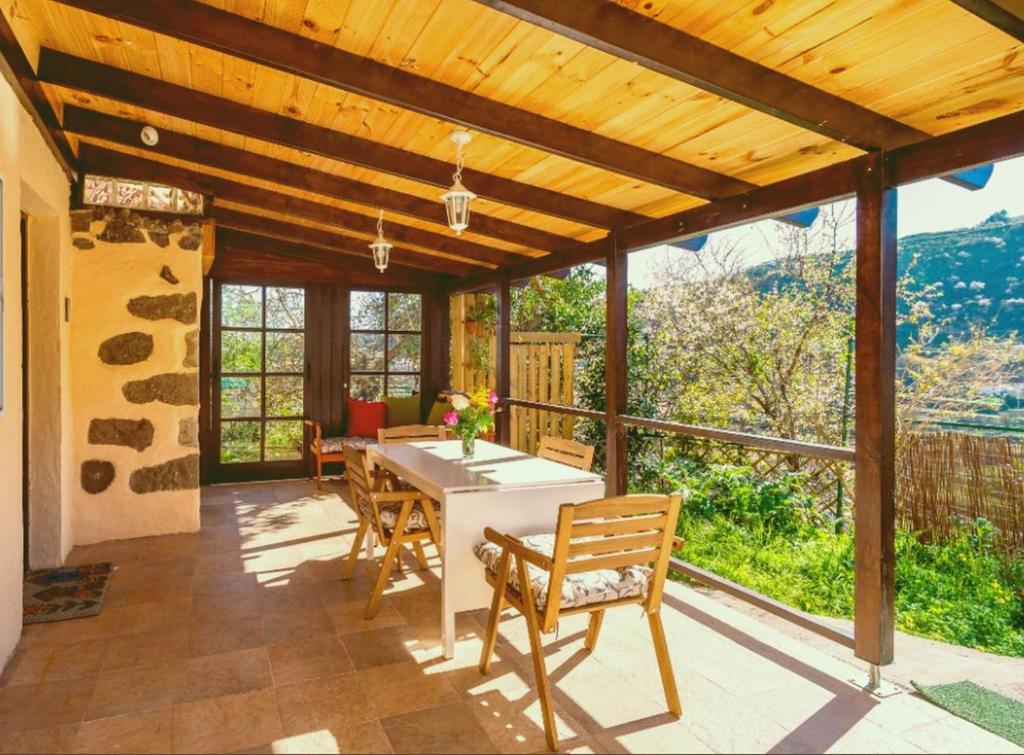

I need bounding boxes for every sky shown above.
[628,155,1024,289]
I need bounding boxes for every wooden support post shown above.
[854,153,897,667]
[605,234,628,496]
[496,279,512,446]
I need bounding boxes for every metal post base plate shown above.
[848,665,902,698]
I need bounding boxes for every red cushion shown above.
[346,397,386,438]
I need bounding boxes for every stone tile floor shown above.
[0,479,1019,754]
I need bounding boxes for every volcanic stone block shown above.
[183,329,199,368]
[149,231,170,248]
[71,210,93,233]
[98,217,145,244]
[72,237,95,250]
[98,332,154,365]
[130,454,199,494]
[178,233,202,251]
[88,418,154,451]
[81,460,115,494]
[127,293,197,324]
[159,265,179,285]
[178,417,199,447]
[123,373,199,406]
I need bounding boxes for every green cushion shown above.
[385,394,422,427]
[426,399,449,426]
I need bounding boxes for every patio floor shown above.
[0,479,1019,754]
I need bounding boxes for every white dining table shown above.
[365,439,606,658]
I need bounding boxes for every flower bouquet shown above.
[444,387,498,459]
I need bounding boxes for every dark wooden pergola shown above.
[2,0,1023,679]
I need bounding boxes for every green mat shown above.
[913,680,1024,747]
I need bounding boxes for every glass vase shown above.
[461,434,476,459]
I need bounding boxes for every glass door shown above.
[214,283,306,478]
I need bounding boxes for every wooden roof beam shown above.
[78,143,522,268]
[211,206,475,276]
[949,1,1024,42]
[473,0,929,151]
[38,49,641,230]
[62,106,572,252]
[54,0,754,199]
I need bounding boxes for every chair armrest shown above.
[370,490,430,504]
[482,527,553,570]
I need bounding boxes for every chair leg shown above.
[518,559,559,751]
[411,540,430,570]
[315,455,323,490]
[584,609,604,652]
[341,516,369,580]
[648,611,681,717]
[479,551,511,675]
[365,506,412,619]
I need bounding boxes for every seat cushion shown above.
[474,534,653,611]
[320,436,372,454]
[359,497,440,533]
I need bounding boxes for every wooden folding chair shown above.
[341,446,443,619]
[476,493,684,751]
[537,435,595,472]
[377,424,448,444]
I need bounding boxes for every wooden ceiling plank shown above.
[78,142,523,267]
[211,206,473,275]
[948,1,1024,43]
[51,0,755,199]
[62,103,570,251]
[38,48,640,229]
[472,0,928,151]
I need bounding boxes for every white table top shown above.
[367,439,603,496]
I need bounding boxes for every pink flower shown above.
[443,410,459,427]
[488,391,499,406]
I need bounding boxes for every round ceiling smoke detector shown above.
[140,125,159,146]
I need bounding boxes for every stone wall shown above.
[71,208,204,543]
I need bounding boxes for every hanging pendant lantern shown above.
[369,208,392,273]
[441,131,476,235]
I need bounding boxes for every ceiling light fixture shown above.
[140,125,159,146]
[441,130,476,236]
[369,208,392,273]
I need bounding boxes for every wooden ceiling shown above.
[2,0,1022,280]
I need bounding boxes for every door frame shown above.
[20,212,29,570]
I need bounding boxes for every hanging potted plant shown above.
[464,296,496,338]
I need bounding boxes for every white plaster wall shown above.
[0,75,73,668]
[71,223,202,544]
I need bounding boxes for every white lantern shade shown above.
[369,237,391,273]
[441,178,476,235]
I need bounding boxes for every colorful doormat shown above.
[23,562,115,624]
[913,680,1024,747]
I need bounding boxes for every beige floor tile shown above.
[261,605,335,645]
[342,626,422,670]
[102,626,189,672]
[0,675,96,734]
[268,721,394,754]
[0,724,80,753]
[380,701,498,754]
[0,639,108,687]
[254,582,323,614]
[174,689,283,754]
[192,571,258,600]
[72,707,174,754]
[183,648,273,702]
[84,662,186,721]
[266,635,354,686]
[189,616,265,658]
[359,661,462,719]
[274,673,375,735]
[326,597,406,635]
[191,591,261,623]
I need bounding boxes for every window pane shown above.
[221,331,262,373]
[265,420,303,461]
[350,375,384,402]
[388,374,420,397]
[266,376,304,417]
[266,332,304,373]
[388,293,421,331]
[222,285,262,327]
[266,287,305,329]
[387,334,421,372]
[352,333,385,371]
[221,376,261,418]
[221,421,261,463]
[351,291,386,330]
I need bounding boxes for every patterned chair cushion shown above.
[320,436,373,454]
[474,533,653,611]
[359,497,440,533]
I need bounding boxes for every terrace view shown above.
[0,0,1023,753]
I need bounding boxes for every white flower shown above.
[451,394,470,411]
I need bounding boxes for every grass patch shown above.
[912,681,1024,746]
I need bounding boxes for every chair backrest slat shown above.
[564,548,663,575]
[378,424,447,444]
[571,496,672,520]
[343,446,373,502]
[567,531,665,558]
[571,514,668,539]
[537,436,595,472]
